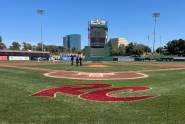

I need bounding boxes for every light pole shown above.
[152,12,160,53]
[159,35,162,54]
[37,9,45,51]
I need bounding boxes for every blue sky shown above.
[0,0,185,49]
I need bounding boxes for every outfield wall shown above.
[9,56,30,61]
[0,56,8,60]
[0,50,50,61]
[117,56,135,62]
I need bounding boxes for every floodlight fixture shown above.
[37,9,45,51]
[152,12,160,53]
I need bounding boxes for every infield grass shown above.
[0,62,185,124]
[30,62,162,72]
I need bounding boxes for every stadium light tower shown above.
[37,9,45,51]
[152,12,160,53]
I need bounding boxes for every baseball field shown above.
[0,61,185,124]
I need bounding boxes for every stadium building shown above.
[0,50,50,61]
[63,34,81,51]
[109,38,129,49]
[84,18,111,61]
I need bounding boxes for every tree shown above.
[111,48,120,56]
[156,47,164,53]
[0,42,6,50]
[107,42,126,56]
[58,46,65,53]
[0,36,6,50]
[31,45,36,51]
[118,45,126,55]
[22,42,32,50]
[0,36,2,43]
[125,43,134,55]
[36,43,46,51]
[141,45,151,53]
[45,45,59,54]
[9,42,21,50]
[35,43,65,54]
[125,43,150,56]
[132,44,144,55]
[166,39,185,55]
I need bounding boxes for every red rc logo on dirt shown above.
[32,84,158,102]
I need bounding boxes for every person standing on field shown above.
[79,56,83,66]
[76,56,79,66]
[71,55,74,66]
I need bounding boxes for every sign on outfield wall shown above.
[0,56,8,60]
[9,56,30,61]
[115,56,135,62]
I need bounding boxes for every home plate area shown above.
[44,71,148,80]
[78,72,114,78]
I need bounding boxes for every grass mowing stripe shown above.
[0,63,185,123]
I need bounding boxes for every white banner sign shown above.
[9,56,30,61]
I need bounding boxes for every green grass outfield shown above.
[0,62,185,124]
[31,61,162,72]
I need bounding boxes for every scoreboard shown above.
[88,19,108,48]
